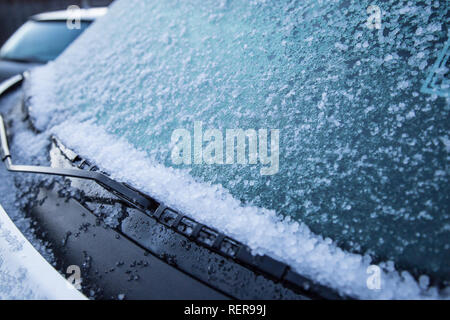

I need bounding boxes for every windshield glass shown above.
[0,20,90,63]
[28,0,449,298]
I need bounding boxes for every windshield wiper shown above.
[0,75,152,210]
[0,113,152,210]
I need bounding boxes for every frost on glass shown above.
[28,0,449,298]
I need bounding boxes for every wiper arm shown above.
[0,113,152,210]
[1,56,43,64]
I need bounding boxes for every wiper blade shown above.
[0,113,152,210]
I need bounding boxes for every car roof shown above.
[30,7,108,22]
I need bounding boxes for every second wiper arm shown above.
[0,114,152,210]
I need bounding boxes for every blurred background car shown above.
[0,6,107,82]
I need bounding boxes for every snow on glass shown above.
[27,0,449,299]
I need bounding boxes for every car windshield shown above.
[0,20,90,63]
[27,0,449,298]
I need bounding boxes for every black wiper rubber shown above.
[0,114,152,210]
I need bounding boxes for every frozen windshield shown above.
[28,0,449,298]
[0,20,90,63]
